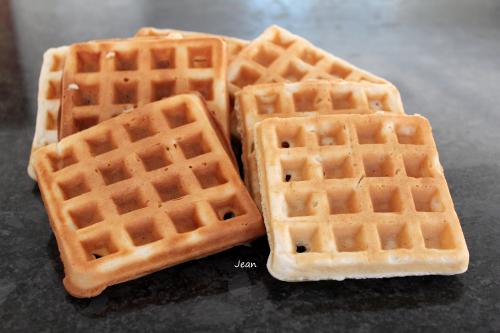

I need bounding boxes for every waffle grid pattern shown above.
[28,46,69,179]
[60,37,229,138]
[255,114,468,280]
[135,27,249,62]
[228,25,389,94]
[34,95,263,297]
[236,80,405,208]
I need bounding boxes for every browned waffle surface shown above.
[236,80,405,208]
[60,37,230,139]
[227,25,390,94]
[33,94,263,297]
[255,114,468,281]
[135,27,249,62]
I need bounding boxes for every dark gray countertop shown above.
[1,0,499,331]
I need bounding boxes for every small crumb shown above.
[285,83,300,93]
[55,142,62,155]
[321,137,335,145]
[305,124,316,132]
[387,254,400,263]
[167,32,183,39]
[398,126,416,136]
[383,121,394,133]
[68,83,79,90]
[105,51,116,58]
[431,196,443,212]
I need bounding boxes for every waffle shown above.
[228,25,390,95]
[135,27,249,62]
[254,114,468,281]
[28,46,69,180]
[235,80,405,208]
[59,37,230,139]
[32,94,264,297]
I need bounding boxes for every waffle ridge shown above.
[59,37,230,139]
[28,46,69,180]
[228,25,390,94]
[255,113,468,281]
[33,94,264,297]
[135,27,249,62]
[236,80,405,208]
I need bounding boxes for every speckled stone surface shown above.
[1,0,499,331]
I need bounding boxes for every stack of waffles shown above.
[29,25,468,297]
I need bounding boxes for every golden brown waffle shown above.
[135,27,249,62]
[255,114,468,281]
[29,36,209,180]
[59,37,230,139]
[235,80,405,208]
[28,46,68,180]
[33,94,264,297]
[228,25,390,95]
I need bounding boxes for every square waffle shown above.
[228,25,390,95]
[59,37,230,139]
[254,114,468,281]
[28,46,68,180]
[32,94,264,297]
[135,27,249,62]
[235,80,405,208]
[28,34,204,180]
